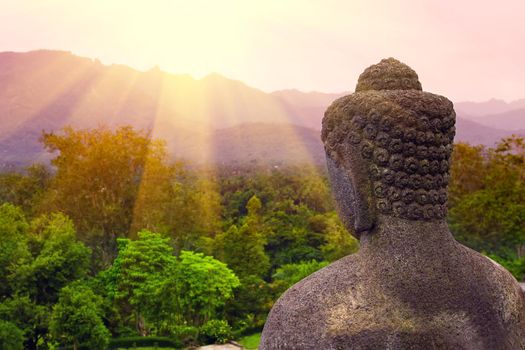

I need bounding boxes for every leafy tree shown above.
[448,143,487,206]
[101,233,239,338]
[448,137,525,281]
[273,260,329,293]
[0,209,89,349]
[40,126,167,267]
[449,137,525,256]
[132,163,221,251]
[0,320,24,350]
[18,213,91,304]
[217,224,269,278]
[450,187,525,253]
[50,283,109,350]
[318,213,359,262]
[246,195,263,230]
[224,274,273,331]
[0,164,51,217]
[265,202,325,268]
[0,203,30,298]
[218,166,332,226]
[215,196,270,279]
[199,319,233,344]
[104,230,175,335]
[0,295,48,350]
[217,166,338,275]
[213,196,274,331]
[160,251,240,327]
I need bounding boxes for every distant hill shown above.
[0,50,523,169]
[477,109,525,131]
[455,99,525,117]
[271,90,346,130]
[173,123,325,166]
[454,118,521,147]
[456,108,525,132]
[0,50,297,131]
[455,99,525,132]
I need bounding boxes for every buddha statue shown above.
[260,58,525,349]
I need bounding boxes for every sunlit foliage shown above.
[449,136,525,279]
[1,125,522,347]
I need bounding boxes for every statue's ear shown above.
[344,147,376,234]
[326,149,376,238]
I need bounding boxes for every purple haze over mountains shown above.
[0,50,523,169]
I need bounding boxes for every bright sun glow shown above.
[0,0,321,167]
[91,0,254,77]
[2,0,525,100]
[5,0,319,80]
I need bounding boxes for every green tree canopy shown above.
[17,213,91,304]
[104,230,175,335]
[317,212,359,262]
[272,260,329,293]
[50,283,109,350]
[131,163,222,251]
[0,320,24,350]
[0,203,30,298]
[100,231,239,336]
[0,295,48,350]
[147,250,240,333]
[449,137,525,254]
[215,195,270,279]
[449,136,525,279]
[170,250,240,325]
[0,164,51,218]
[40,126,167,266]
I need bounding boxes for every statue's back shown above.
[260,58,525,350]
[262,228,525,349]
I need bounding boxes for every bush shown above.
[60,344,91,350]
[50,283,109,350]
[487,253,525,281]
[108,336,182,349]
[0,320,24,350]
[199,320,233,344]
[169,325,199,345]
[272,260,329,292]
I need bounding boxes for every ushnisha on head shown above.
[321,58,456,238]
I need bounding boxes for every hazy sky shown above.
[1,0,524,101]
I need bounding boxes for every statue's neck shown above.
[358,215,456,257]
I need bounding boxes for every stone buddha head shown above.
[321,58,455,238]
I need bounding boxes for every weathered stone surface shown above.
[260,58,525,349]
[196,344,244,350]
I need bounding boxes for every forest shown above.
[0,126,524,349]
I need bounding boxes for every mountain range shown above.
[0,50,523,169]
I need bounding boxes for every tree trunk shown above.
[136,311,147,336]
[517,244,525,258]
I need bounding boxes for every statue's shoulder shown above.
[280,252,363,303]
[452,243,525,347]
[458,243,525,306]
[456,243,520,285]
[260,254,365,349]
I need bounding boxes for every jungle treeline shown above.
[0,125,523,349]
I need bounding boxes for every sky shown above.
[0,0,524,102]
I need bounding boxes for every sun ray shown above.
[197,76,323,171]
[0,52,99,141]
[64,64,142,130]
